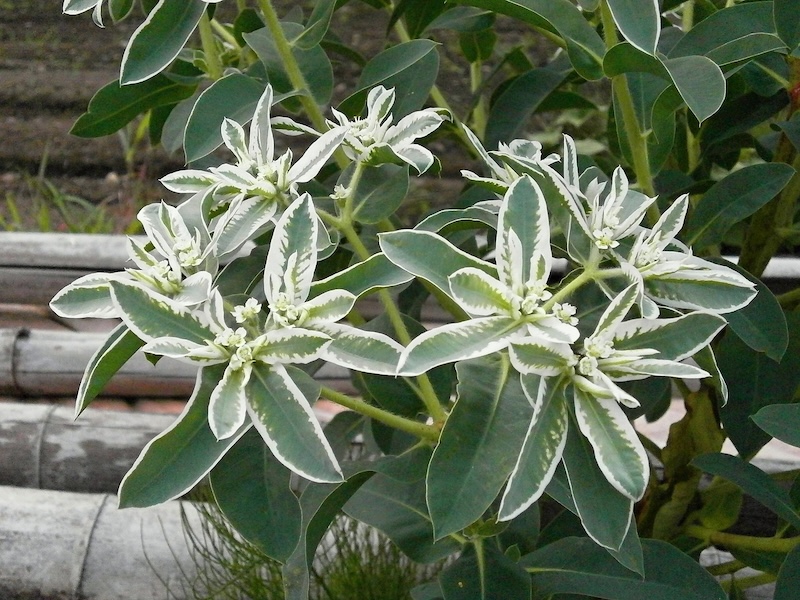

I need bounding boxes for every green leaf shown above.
[246,363,342,484]
[670,2,783,66]
[499,375,568,520]
[284,470,375,600]
[693,453,800,529]
[70,75,195,137]
[752,404,800,448]
[245,24,333,105]
[210,429,302,562]
[439,545,531,600]
[109,281,213,344]
[425,6,494,32]
[109,0,134,22]
[485,68,566,152]
[380,229,496,296]
[119,365,249,507]
[345,450,462,563]
[456,0,605,80]
[120,0,206,85]
[292,0,336,49]
[775,544,800,600]
[399,317,520,376]
[606,0,660,54]
[561,418,633,551]
[184,73,266,162]
[776,0,800,51]
[662,56,725,123]
[416,206,497,234]
[710,260,788,362]
[351,163,410,224]
[718,312,800,457]
[338,40,440,118]
[309,252,413,299]
[520,537,726,599]
[427,356,533,539]
[76,324,144,417]
[685,163,795,249]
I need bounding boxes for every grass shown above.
[174,492,447,600]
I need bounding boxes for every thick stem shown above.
[320,386,438,441]
[198,11,223,80]
[684,524,800,554]
[600,2,659,224]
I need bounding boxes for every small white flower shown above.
[232,298,262,324]
[553,303,578,326]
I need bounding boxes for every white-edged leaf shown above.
[118,364,251,508]
[573,388,649,501]
[76,324,144,417]
[394,144,435,174]
[264,194,317,304]
[508,339,574,376]
[448,267,512,316]
[303,289,357,325]
[499,375,568,520]
[108,280,213,344]
[497,176,551,289]
[379,229,496,296]
[221,118,251,166]
[249,85,274,164]
[256,328,331,365]
[173,271,213,306]
[607,358,708,380]
[246,362,342,483]
[593,283,638,336]
[645,261,756,313]
[613,312,726,361]
[209,363,251,439]
[385,110,445,147]
[562,135,580,188]
[398,317,519,376]
[49,272,117,318]
[607,0,661,54]
[160,169,219,193]
[214,196,277,258]
[287,127,347,184]
[315,322,404,375]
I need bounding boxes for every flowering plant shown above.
[55,0,800,597]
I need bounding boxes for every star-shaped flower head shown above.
[460,125,561,196]
[497,283,728,522]
[161,85,346,214]
[50,201,215,320]
[397,175,580,376]
[328,85,449,174]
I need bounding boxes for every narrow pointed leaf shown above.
[508,339,574,376]
[210,429,302,562]
[427,356,533,539]
[310,252,413,298]
[76,324,144,417]
[574,389,649,501]
[499,374,568,520]
[448,267,511,316]
[265,195,317,303]
[50,275,116,319]
[246,363,342,483]
[119,365,249,507]
[120,0,206,85]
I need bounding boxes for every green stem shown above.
[600,1,658,224]
[777,286,800,308]
[705,559,745,577]
[684,524,800,554]
[210,18,241,49]
[320,386,438,441]
[469,61,488,139]
[199,11,224,80]
[720,572,777,593]
[257,0,348,170]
